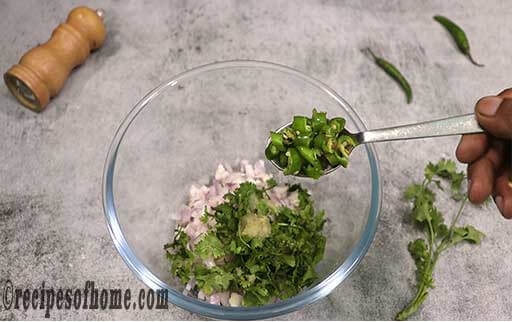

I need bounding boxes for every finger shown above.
[467,142,504,203]
[456,133,488,163]
[468,159,495,204]
[497,88,512,98]
[475,97,512,139]
[493,170,512,219]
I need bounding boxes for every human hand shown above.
[456,88,512,219]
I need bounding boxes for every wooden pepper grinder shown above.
[4,7,106,112]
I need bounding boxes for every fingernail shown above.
[477,97,502,116]
[495,195,504,214]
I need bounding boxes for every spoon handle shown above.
[360,113,483,143]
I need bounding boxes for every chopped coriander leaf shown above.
[195,233,226,260]
[195,266,234,295]
[165,180,326,306]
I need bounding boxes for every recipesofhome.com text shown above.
[1,280,170,318]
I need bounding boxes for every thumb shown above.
[475,96,512,139]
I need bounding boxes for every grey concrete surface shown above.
[1,0,511,320]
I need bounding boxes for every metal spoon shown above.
[268,113,483,176]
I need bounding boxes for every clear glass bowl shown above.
[103,60,382,320]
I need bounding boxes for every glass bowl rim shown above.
[102,59,382,320]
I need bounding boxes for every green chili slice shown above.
[265,109,352,179]
[283,148,303,175]
[296,146,321,168]
[295,135,312,147]
[338,155,349,168]
[325,152,349,168]
[270,131,285,151]
[311,108,327,131]
[314,133,335,154]
[304,165,324,179]
[291,116,312,135]
[330,117,346,131]
[265,144,280,160]
[324,153,339,167]
[278,153,288,169]
[337,134,358,158]
[282,127,296,144]
[318,156,329,170]
[323,124,337,138]
[433,15,483,67]
[324,137,337,154]
[313,133,326,150]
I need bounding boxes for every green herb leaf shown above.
[450,225,485,245]
[396,159,483,320]
[195,233,226,260]
[463,225,485,244]
[195,266,234,295]
[423,159,466,199]
[404,183,425,200]
[282,254,296,267]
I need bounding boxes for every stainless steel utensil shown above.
[269,113,483,176]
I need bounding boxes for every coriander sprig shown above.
[396,159,484,320]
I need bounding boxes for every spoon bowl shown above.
[266,122,360,177]
[267,113,482,178]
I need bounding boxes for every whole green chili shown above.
[365,48,413,104]
[433,15,483,67]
